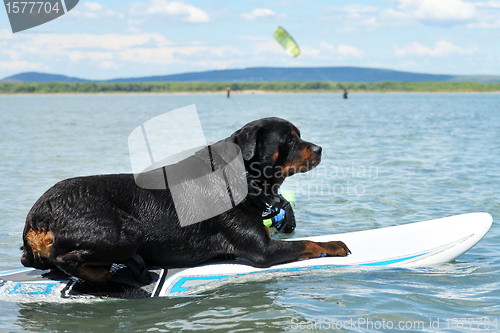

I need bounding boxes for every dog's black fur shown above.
[21,117,350,283]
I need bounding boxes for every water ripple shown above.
[0,93,499,332]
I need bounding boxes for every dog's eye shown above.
[287,137,294,145]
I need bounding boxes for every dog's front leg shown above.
[227,225,350,268]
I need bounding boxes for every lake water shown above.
[0,93,499,332]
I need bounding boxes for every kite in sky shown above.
[274,26,300,57]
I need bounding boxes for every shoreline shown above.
[2,81,500,95]
[2,90,500,96]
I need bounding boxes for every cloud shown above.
[69,1,210,27]
[130,0,210,23]
[300,45,321,57]
[319,41,364,59]
[298,42,364,61]
[120,45,240,65]
[19,33,173,52]
[70,2,124,19]
[3,49,22,60]
[466,1,500,28]
[239,36,284,55]
[337,44,364,58]
[241,8,284,21]
[66,51,114,62]
[385,0,477,25]
[0,33,169,72]
[0,60,45,72]
[475,1,500,7]
[0,32,238,77]
[395,40,476,57]
[366,0,500,29]
[468,20,500,28]
[340,4,379,20]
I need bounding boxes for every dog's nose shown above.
[310,145,322,156]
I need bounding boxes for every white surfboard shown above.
[0,213,492,299]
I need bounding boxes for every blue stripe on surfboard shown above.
[9,282,58,295]
[166,252,428,294]
[1,252,431,295]
[170,275,230,293]
[361,253,428,266]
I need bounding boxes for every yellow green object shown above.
[263,218,273,228]
[280,190,296,209]
[274,26,300,57]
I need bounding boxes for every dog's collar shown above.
[249,179,287,220]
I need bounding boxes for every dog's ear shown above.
[231,124,262,161]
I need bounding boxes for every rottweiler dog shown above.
[21,117,350,284]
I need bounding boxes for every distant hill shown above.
[106,67,456,83]
[2,72,87,83]
[2,67,500,83]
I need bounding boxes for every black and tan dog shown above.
[21,117,350,284]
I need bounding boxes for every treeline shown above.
[1,81,500,93]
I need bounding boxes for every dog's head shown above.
[230,117,322,195]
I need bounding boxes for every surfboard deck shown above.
[0,212,492,299]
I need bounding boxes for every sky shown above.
[1,0,500,80]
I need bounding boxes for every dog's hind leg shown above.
[49,208,145,284]
[54,250,113,284]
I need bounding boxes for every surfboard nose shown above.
[474,212,493,238]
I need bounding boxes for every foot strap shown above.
[124,254,150,284]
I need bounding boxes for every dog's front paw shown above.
[301,240,351,260]
[320,241,351,257]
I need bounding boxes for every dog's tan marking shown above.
[26,228,54,259]
[272,152,279,163]
[299,241,350,259]
[300,146,315,161]
[283,146,318,175]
